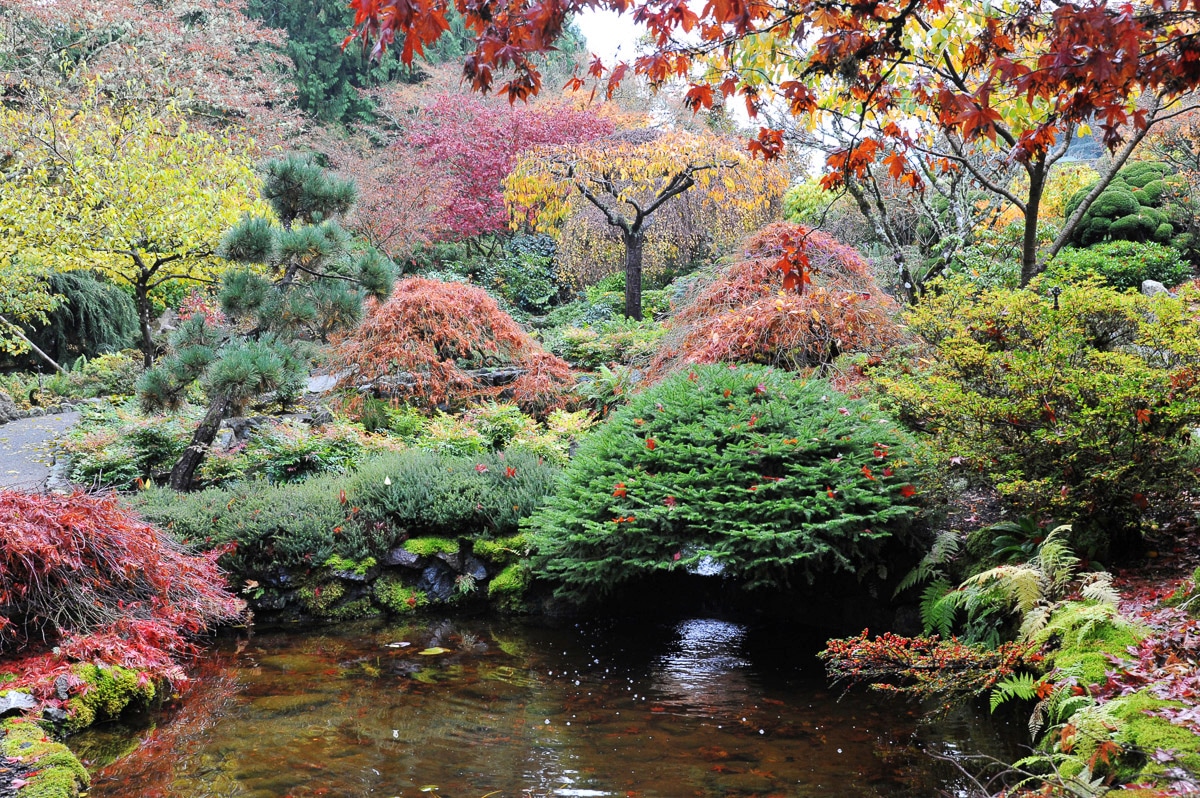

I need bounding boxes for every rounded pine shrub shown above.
[338,277,573,415]
[526,364,920,604]
[648,223,902,380]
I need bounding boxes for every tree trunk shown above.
[135,281,156,369]
[0,314,66,374]
[622,230,645,321]
[169,393,233,491]
[1019,162,1047,288]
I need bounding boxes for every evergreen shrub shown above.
[1051,240,1191,290]
[349,448,562,539]
[526,364,920,604]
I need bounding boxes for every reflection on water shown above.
[72,617,1022,798]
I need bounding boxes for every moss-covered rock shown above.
[488,563,530,611]
[1110,691,1200,781]
[372,574,429,614]
[1032,602,1144,687]
[66,663,158,732]
[472,533,530,565]
[402,537,460,557]
[0,718,88,798]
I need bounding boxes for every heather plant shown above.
[526,364,920,604]
[348,448,562,540]
[874,275,1200,553]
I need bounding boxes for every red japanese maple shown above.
[0,491,244,698]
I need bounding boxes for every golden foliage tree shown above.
[505,129,787,319]
[0,95,271,366]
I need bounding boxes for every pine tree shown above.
[138,156,396,490]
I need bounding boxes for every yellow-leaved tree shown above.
[0,94,271,366]
[505,129,787,319]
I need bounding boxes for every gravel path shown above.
[0,412,79,491]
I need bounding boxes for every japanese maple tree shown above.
[402,92,616,241]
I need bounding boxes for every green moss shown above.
[1110,691,1200,779]
[1,718,89,798]
[372,575,429,614]
[66,663,157,732]
[488,563,530,611]
[323,554,377,575]
[1030,601,1143,685]
[324,597,376,620]
[300,580,346,616]
[473,533,530,564]
[402,537,460,557]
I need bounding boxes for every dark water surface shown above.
[70,617,1022,797]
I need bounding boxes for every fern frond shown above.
[990,672,1039,712]
[1035,525,1079,591]
[1019,604,1052,641]
[929,529,961,565]
[1079,572,1119,607]
[920,577,957,637]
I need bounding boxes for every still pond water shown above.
[70,617,1022,798]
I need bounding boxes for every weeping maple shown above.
[337,277,573,415]
[648,222,903,381]
[0,490,244,693]
[505,129,786,319]
[343,0,1200,286]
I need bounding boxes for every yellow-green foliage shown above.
[402,537,460,557]
[1,718,89,798]
[325,598,375,620]
[488,563,530,610]
[66,663,157,732]
[473,533,531,565]
[300,580,346,616]
[1032,601,1143,686]
[324,555,377,576]
[1110,691,1200,779]
[372,575,429,614]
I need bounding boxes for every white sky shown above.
[575,9,643,64]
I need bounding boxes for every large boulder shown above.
[0,391,20,424]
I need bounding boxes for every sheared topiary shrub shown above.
[648,223,903,381]
[874,275,1200,553]
[338,277,573,415]
[0,491,244,704]
[526,364,919,604]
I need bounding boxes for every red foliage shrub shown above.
[338,277,574,415]
[648,222,904,383]
[0,491,244,696]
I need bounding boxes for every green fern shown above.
[990,672,1040,713]
[894,529,960,597]
[920,577,957,637]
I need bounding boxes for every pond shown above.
[70,616,1023,798]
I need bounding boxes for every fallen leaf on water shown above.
[418,647,451,656]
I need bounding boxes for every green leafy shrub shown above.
[1050,240,1191,290]
[251,420,367,483]
[348,448,562,540]
[527,364,920,604]
[64,403,191,489]
[875,276,1200,553]
[129,475,358,578]
[553,317,666,369]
